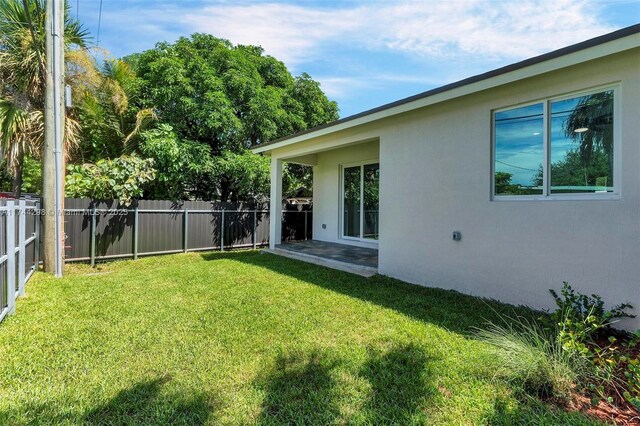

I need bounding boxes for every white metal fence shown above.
[0,199,40,324]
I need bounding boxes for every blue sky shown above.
[72,0,640,118]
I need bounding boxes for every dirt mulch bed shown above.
[567,393,640,425]
[565,336,640,425]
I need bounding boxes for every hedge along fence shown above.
[63,198,312,265]
[0,199,40,323]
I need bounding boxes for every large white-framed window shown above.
[340,160,379,243]
[492,85,620,200]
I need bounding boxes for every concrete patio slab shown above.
[263,240,378,277]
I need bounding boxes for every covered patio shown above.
[266,240,378,277]
[257,137,380,276]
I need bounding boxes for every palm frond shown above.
[0,97,42,173]
[0,0,91,102]
[123,108,156,152]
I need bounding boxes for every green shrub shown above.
[549,283,639,408]
[550,282,634,353]
[475,313,587,400]
[624,356,640,410]
[65,155,156,205]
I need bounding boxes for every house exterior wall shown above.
[269,48,640,329]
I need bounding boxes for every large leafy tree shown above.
[130,33,338,151]
[138,124,214,200]
[129,33,338,201]
[0,0,89,196]
[62,53,158,203]
[138,124,309,202]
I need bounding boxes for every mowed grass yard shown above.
[0,251,600,425]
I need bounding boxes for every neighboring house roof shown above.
[252,24,640,154]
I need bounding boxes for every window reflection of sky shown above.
[495,103,543,186]
[495,90,613,193]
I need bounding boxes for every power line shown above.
[96,0,103,49]
[495,160,539,172]
[495,112,542,122]
[494,117,542,126]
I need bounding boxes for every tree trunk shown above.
[11,147,24,199]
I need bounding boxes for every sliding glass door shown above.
[343,166,361,238]
[363,163,379,240]
[342,162,379,241]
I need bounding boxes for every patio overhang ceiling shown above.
[284,153,317,166]
[251,25,639,156]
[275,136,379,165]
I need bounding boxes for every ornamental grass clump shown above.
[475,313,587,401]
[477,283,640,416]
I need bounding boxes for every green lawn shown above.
[0,251,600,425]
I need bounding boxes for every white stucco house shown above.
[251,25,640,329]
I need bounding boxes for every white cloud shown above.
[177,0,615,65]
[92,0,618,112]
[181,3,363,66]
[314,77,368,99]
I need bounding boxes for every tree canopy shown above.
[0,14,339,202]
[130,34,338,152]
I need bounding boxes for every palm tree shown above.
[0,0,89,196]
[76,58,156,161]
[562,91,614,189]
[564,91,614,165]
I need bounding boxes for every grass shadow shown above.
[83,376,214,425]
[256,350,341,425]
[256,343,436,424]
[0,376,215,425]
[358,343,436,423]
[199,250,542,336]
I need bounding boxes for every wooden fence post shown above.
[18,200,26,296]
[6,200,15,314]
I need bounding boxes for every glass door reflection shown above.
[342,162,379,241]
[363,163,379,240]
[343,166,361,238]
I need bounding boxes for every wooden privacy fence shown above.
[0,199,40,323]
[63,198,312,265]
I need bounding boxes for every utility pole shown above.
[43,0,64,277]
